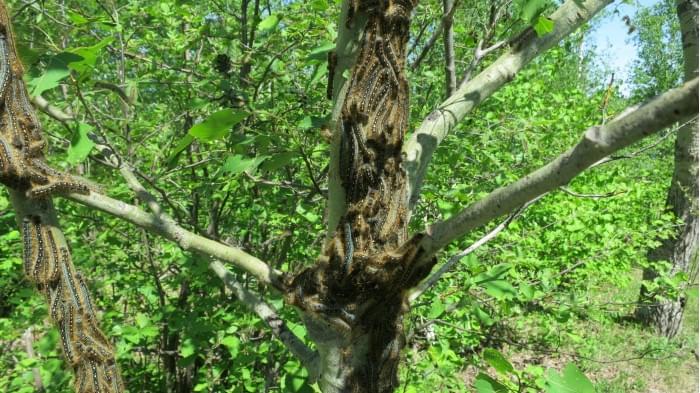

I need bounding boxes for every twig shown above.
[31,94,73,122]
[558,187,625,199]
[458,0,510,87]
[442,0,457,96]
[97,162,318,372]
[65,188,286,288]
[22,327,44,392]
[243,172,318,194]
[410,0,460,70]
[410,195,542,302]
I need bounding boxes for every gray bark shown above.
[417,78,698,259]
[635,0,699,338]
[403,0,614,210]
[442,0,457,96]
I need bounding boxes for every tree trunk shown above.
[636,0,699,338]
[285,1,435,392]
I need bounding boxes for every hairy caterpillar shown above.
[0,3,123,391]
[0,11,89,199]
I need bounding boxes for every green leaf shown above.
[180,338,196,358]
[482,280,518,300]
[545,363,595,393]
[533,16,555,36]
[483,348,514,374]
[134,313,150,329]
[67,38,113,75]
[297,115,327,130]
[188,109,248,142]
[307,42,335,61]
[221,336,240,357]
[296,204,320,223]
[27,52,84,96]
[428,299,445,319]
[66,123,95,164]
[519,0,548,22]
[260,151,296,172]
[307,62,328,89]
[166,134,195,168]
[310,0,329,11]
[474,305,494,326]
[474,263,512,285]
[474,373,509,393]
[221,155,257,175]
[519,283,535,301]
[16,43,41,68]
[257,14,281,32]
[487,263,512,279]
[67,11,90,25]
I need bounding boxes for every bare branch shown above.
[403,0,614,210]
[458,0,510,86]
[22,327,45,392]
[558,186,625,199]
[409,196,540,302]
[65,190,287,289]
[67,165,320,371]
[209,261,319,374]
[31,94,73,122]
[442,0,457,96]
[416,78,698,259]
[410,0,460,70]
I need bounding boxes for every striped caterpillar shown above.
[20,214,125,393]
[0,1,125,391]
[0,3,89,199]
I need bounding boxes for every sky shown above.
[585,0,662,92]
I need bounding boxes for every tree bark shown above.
[286,1,434,392]
[635,0,699,339]
[403,0,614,210]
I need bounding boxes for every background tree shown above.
[0,0,696,392]
[634,0,698,338]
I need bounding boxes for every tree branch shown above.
[458,0,510,87]
[65,190,287,289]
[403,0,614,210]
[209,260,319,374]
[31,94,73,122]
[410,0,459,71]
[442,0,457,96]
[416,78,698,259]
[70,163,320,371]
[409,196,540,302]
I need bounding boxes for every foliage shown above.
[0,0,693,392]
[628,0,683,99]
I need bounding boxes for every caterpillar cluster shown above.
[0,3,89,198]
[22,215,124,393]
[0,2,123,391]
[285,2,437,392]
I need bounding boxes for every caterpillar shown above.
[1,2,124,391]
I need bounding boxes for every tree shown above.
[635,0,699,338]
[0,1,696,393]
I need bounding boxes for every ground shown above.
[508,269,699,392]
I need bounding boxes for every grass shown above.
[508,269,699,393]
